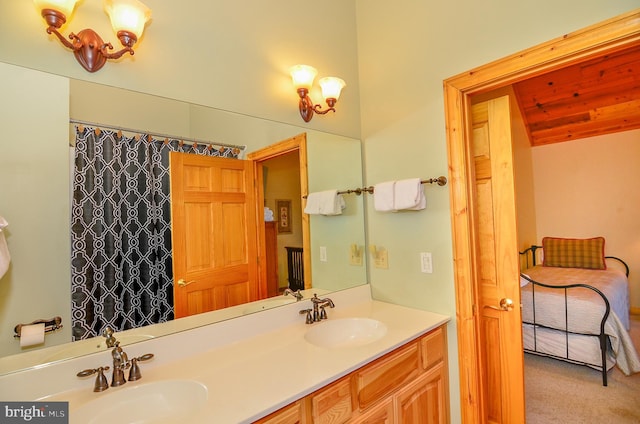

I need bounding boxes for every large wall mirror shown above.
[0,62,367,375]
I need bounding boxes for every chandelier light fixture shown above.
[290,65,346,122]
[33,0,152,73]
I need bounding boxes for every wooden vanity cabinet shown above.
[255,400,305,424]
[255,325,448,424]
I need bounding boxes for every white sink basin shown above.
[72,380,208,424]
[304,318,387,348]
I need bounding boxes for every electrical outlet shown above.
[375,249,388,269]
[420,252,433,273]
[320,246,327,262]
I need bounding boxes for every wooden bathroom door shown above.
[170,152,259,318]
[471,96,525,423]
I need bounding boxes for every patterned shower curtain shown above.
[71,127,240,340]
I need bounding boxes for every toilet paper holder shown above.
[14,316,63,338]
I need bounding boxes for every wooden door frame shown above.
[246,133,311,299]
[443,10,640,423]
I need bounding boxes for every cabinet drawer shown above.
[420,326,446,370]
[311,376,353,424]
[355,341,420,410]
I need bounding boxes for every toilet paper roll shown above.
[20,323,45,348]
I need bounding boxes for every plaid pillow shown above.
[542,237,606,270]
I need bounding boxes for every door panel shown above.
[471,96,525,423]
[170,152,258,318]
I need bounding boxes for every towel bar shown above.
[302,176,447,199]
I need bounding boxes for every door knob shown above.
[177,279,196,287]
[484,298,514,312]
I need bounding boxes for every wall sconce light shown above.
[33,0,152,73]
[290,65,346,122]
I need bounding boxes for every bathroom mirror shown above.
[0,63,367,375]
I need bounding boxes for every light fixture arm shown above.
[296,88,337,123]
[39,8,140,73]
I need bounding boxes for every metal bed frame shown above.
[519,245,629,386]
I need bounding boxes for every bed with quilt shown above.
[519,236,640,386]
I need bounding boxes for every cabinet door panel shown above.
[395,364,447,424]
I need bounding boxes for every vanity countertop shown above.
[3,286,450,423]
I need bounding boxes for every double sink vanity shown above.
[0,286,450,423]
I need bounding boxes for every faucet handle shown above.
[319,306,327,320]
[128,353,154,381]
[77,366,111,392]
[299,308,313,324]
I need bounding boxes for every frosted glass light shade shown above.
[290,65,318,90]
[319,77,346,100]
[104,0,152,40]
[33,0,79,17]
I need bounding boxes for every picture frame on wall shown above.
[276,199,292,233]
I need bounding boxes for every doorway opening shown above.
[444,10,639,423]
[247,133,311,300]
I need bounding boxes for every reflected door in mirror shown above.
[170,153,259,318]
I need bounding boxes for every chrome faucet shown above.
[283,288,304,301]
[110,342,130,387]
[300,293,335,324]
[77,336,154,392]
[102,326,117,348]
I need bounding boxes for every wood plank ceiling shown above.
[512,45,640,147]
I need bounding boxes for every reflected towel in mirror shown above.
[264,207,275,222]
[304,190,345,215]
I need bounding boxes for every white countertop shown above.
[1,286,449,423]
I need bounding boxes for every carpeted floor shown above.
[525,315,640,423]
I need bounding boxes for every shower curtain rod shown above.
[69,119,247,151]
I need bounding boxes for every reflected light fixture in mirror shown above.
[290,65,346,122]
[33,0,152,73]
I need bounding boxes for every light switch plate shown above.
[420,252,433,273]
[320,246,327,262]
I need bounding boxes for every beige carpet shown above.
[525,315,640,423]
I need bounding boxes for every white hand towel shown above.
[304,192,322,214]
[0,216,10,280]
[304,190,345,215]
[406,189,426,211]
[323,194,346,216]
[373,181,395,212]
[393,178,423,210]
